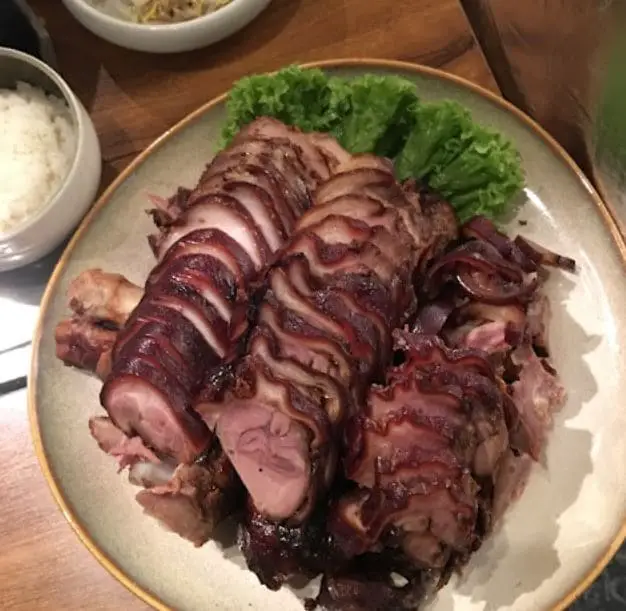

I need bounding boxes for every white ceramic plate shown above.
[30,59,626,611]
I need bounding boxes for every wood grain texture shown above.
[460,0,607,175]
[1,2,498,609]
[460,0,626,234]
[0,389,149,610]
[29,0,497,176]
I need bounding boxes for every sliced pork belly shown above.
[100,119,347,468]
[198,155,457,527]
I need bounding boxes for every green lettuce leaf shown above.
[219,66,337,147]
[336,75,419,157]
[218,65,525,222]
[395,101,524,220]
[428,127,524,221]
[394,101,474,180]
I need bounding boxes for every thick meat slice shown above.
[152,256,236,324]
[257,296,354,386]
[296,196,394,234]
[102,354,209,464]
[101,119,349,473]
[202,155,438,523]
[148,228,255,300]
[113,304,211,372]
[148,286,229,360]
[315,167,396,205]
[209,363,315,521]
[199,145,312,213]
[195,177,290,247]
[191,182,285,252]
[232,117,332,183]
[152,196,270,268]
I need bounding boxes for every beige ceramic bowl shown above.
[0,47,102,272]
[61,0,273,54]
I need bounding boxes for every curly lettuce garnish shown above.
[219,66,525,222]
[395,101,524,221]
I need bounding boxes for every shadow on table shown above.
[428,271,597,611]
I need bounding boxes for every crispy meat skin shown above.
[102,118,346,465]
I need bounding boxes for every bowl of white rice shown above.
[0,47,101,272]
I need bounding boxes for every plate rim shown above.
[28,57,626,611]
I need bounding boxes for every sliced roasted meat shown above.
[101,118,347,467]
[51,116,575,606]
[231,117,338,182]
[102,353,210,463]
[331,331,510,571]
[147,117,349,246]
[198,154,459,529]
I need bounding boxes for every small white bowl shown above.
[0,47,102,273]
[61,0,273,54]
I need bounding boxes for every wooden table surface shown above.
[0,1,497,609]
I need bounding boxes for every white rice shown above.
[0,81,77,234]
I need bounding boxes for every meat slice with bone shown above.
[196,156,459,531]
[55,269,143,378]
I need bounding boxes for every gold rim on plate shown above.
[28,58,626,611]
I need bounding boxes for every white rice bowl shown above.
[0,81,77,235]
